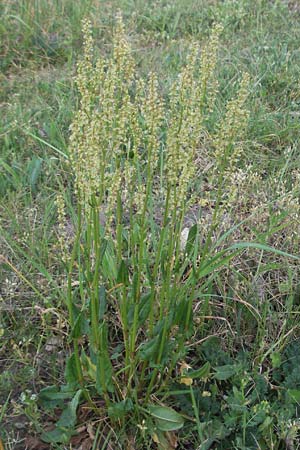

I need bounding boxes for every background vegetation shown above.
[1,1,300,449]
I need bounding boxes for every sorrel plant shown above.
[53,13,252,436]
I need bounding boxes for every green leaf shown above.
[127,292,151,327]
[96,352,114,394]
[21,127,68,159]
[98,285,107,321]
[0,159,22,191]
[197,250,239,278]
[132,272,139,302]
[270,351,281,369]
[41,427,74,444]
[287,389,300,403]
[80,350,96,381]
[117,259,129,286]
[138,292,152,326]
[96,324,114,394]
[258,415,273,432]
[198,439,215,450]
[39,385,74,409]
[26,156,43,192]
[99,239,108,260]
[148,405,184,431]
[185,224,198,255]
[70,312,84,339]
[102,244,117,280]
[57,390,82,428]
[189,362,211,380]
[108,398,133,420]
[139,336,160,361]
[175,298,190,329]
[127,303,134,326]
[214,364,239,380]
[229,242,300,260]
[65,353,79,387]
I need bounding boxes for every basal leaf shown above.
[148,405,184,431]
[38,385,74,409]
[41,427,74,444]
[57,389,82,427]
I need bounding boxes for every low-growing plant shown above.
[38,13,299,448]
[174,337,300,449]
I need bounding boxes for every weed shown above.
[1,1,300,449]
[34,13,299,448]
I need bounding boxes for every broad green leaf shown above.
[57,389,82,427]
[214,364,239,381]
[258,415,273,432]
[96,352,114,394]
[41,427,74,444]
[39,385,74,409]
[102,244,117,280]
[65,353,79,387]
[126,303,135,326]
[127,292,151,327]
[96,324,114,394]
[148,405,184,431]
